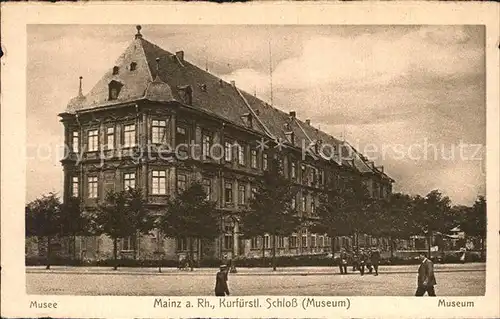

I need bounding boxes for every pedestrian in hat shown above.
[214,264,230,296]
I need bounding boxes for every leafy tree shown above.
[462,196,486,258]
[93,188,153,270]
[311,174,358,256]
[60,196,91,260]
[25,193,62,269]
[126,188,156,259]
[374,193,416,258]
[412,190,452,258]
[158,182,219,271]
[240,157,301,271]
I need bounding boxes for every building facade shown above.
[57,26,394,262]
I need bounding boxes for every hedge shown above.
[25,252,484,268]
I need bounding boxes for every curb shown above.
[26,269,485,276]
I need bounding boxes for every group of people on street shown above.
[214,250,438,297]
[338,247,381,276]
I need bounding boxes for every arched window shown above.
[112,66,119,75]
[130,62,137,71]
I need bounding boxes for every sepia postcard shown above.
[1,2,499,318]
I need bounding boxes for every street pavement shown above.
[26,263,485,296]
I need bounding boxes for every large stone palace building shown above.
[56,26,393,262]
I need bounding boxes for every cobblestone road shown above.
[26,263,485,296]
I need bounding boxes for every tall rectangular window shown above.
[251,187,257,200]
[311,235,317,248]
[124,173,135,190]
[124,124,136,148]
[72,131,79,153]
[176,126,188,157]
[88,176,98,199]
[251,237,259,249]
[301,234,308,248]
[224,224,233,250]
[277,236,285,248]
[289,235,298,248]
[264,235,270,249]
[291,161,296,179]
[152,120,167,144]
[311,199,316,214]
[72,176,79,197]
[88,129,99,152]
[224,234,233,250]
[291,196,296,209]
[177,174,186,193]
[152,170,166,195]
[237,143,245,165]
[176,238,187,251]
[319,235,325,247]
[202,178,211,200]
[225,182,233,205]
[106,127,115,150]
[238,184,246,205]
[302,194,307,211]
[224,141,233,162]
[202,132,211,159]
[251,149,257,168]
[301,164,306,183]
[263,153,268,170]
[121,237,133,251]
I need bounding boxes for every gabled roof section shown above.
[139,38,267,136]
[66,35,155,113]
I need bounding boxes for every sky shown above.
[26,25,486,205]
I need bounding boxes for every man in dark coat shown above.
[338,249,348,274]
[358,249,367,276]
[214,265,230,296]
[370,248,381,276]
[415,253,437,296]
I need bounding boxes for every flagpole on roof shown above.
[269,39,273,107]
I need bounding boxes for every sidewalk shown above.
[26,263,485,276]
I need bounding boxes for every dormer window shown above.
[130,62,137,71]
[112,66,119,75]
[178,85,193,105]
[108,80,123,101]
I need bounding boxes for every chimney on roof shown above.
[376,166,384,173]
[135,25,143,39]
[230,80,236,87]
[219,79,223,87]
[305,119,311,125]
[78,76,83,96]
[289,111,296,118]
[176,51,184,62]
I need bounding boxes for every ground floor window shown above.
[224,234,233,250]
[277,236,285,248]
[121,237,134,251]
[289,235,298,248]
[301,234,307,248]
[176,238,187,251]
[264,234,270,249]
[251,237,259,249]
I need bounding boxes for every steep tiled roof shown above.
[64,28,392,182]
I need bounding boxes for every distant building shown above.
[55,26,393,262]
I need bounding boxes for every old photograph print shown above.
[25,24,486,296]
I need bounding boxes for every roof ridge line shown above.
[234,86,275,139]
[137,38,154,86]
[293,118,314,143]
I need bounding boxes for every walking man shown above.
[339,249,348,274]
[370,247,381,276]
[415,253,437,296]
[358,249,366,276]
[214,265,230,296]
